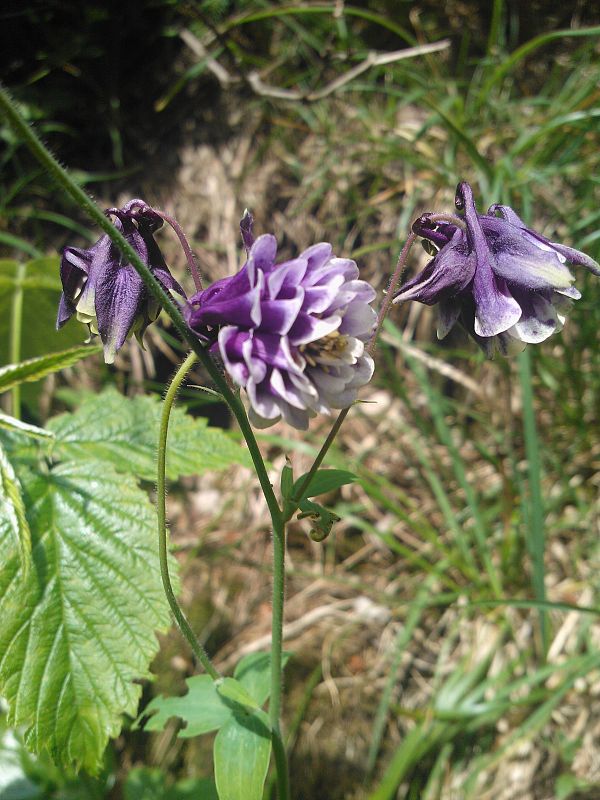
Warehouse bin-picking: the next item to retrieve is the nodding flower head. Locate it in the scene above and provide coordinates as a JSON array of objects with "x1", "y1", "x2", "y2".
[
  {"x1": 57, "y1": 199, "x2": 185, "y2": 363},
  {"x1": 185, "y1": 216, "x2": 377, "y2": 429},
  {"x1": 394, "y1": 182, "x2": 599, "y2": 356}
]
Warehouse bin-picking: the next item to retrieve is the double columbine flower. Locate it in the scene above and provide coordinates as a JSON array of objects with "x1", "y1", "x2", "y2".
[
  {"x1": 394, "y1": 182, "x2": 599, "y2": 355},
  {"x1": 57, "y1": 200, "x2": 184, "y2": 363},
  {"x1": 185, "y1": 218, "x2": 376, "y2": 429}
]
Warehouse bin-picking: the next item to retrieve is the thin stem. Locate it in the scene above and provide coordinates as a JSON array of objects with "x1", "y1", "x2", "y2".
[
  {"x1": 153, "y1": 208, "x2": 204, "y2": 292},
  {"x1": 369, "y1": 232, "x2": 417, "y2": 353},
  {"x1": 270, "y1": 513, "x2": 290, "y2": 800},
  {"x1": 9, "y1": 263, "x2": 25, "y2": 419},
  {"x1": 158, "y1": 351, "x2": 220, "y2": 679},
  {"x1": 0, "y1": 85, "x2": 281, "y2": 530}
]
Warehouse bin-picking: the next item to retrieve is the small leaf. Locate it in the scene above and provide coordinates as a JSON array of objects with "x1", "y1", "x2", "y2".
[
  {"x1": 48, "y1": 389, "x2": 251, "y2": 482},
  {"x1": 297, "y1": 499, "x2": 340, "y2": 542},
  {"x1": 280, "y1": 457, "x2": 294, "y2": 500},
  {"x1": 0, "y1": 459, "x2": 173, "y2": 772},
  {"x1": 216, "y1": 678, "x2": 261, "y2": 711},
  {"x1": 234, "y1": 652, "x2": 292, "y2": 708},
  {"x1": 0, "y1": 440, "x2": 31, "y2": 574},
  {"x1": 0, "y1": 345, "x2": 101, "y2": 395},
  {"x1": 214, "y1": 711, "x2": 271, "y2": 800},
  {"x1": 141, "y1": 675, "x2": 232, "y2": 737},
  {"x1": 0, "y1": 412, "x2": 55, "y2": 441},
  {"x1": 292, "y1": 468, "x2": 357, "y2": 500},
  {"x1": 124, "y1": 767, "x2": 219, "y2": 800}
]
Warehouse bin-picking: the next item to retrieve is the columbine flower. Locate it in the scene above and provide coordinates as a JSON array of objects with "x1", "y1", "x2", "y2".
[
  {"x1": 394, "y1": 181, "x2": 599, "y2": 356},
  {"x1": 57, "y1": 199, "x2": 184, "y2": 363},
  {"x1": 186, "y1": 218, "x2": 376, "y2": 429}
]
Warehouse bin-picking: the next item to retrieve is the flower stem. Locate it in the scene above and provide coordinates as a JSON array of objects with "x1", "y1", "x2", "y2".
[
  {"x1": 153, "y1": 208, "x2": 204, "y2": 292},
  {"x1": 158, "y1": 351, "x2": 220, "y2": 680},
  {"x1": 270, "y1": 513, "x2": 290, "y2": 800},
  {"x1": 369, "y1": 231, "x2": 417, "y2": 353}
]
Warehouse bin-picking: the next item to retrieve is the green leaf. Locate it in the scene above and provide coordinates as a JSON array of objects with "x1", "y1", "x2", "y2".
[
  {"x1": 233, "y1": 652, "x2": 292, "y2": 708},
  {"x1": 216, "y1": 678, "x2": 260, "y2": 711},
  {"x1": 279, "y1": 458, "x2": 294, "y2": 500},
  {"x1": 292, "y1": 468, "x2": 357, "y2": 500},
  {"x1": 214, "y1": 711, "x2": 271, "y2": 800},
  {"x1": 141, "y1": 651, "x2": 292, "y2": 739},
  {"x1": 0, "y1": 459, "x2": 173, "y2": 773},
  {"x1": 0, "y1": 412, "x2": 54, "y2": 441},
  {"x1": 48, "y1": 389, "x2": 251, "y2": 482},
  {"x1": 0, "y1": 346, "x2": 101, "y2": 394},
  {"x1": 0, "y1": 440, "x2": 31, "y2": 574},
  {"x1": 141, "y1": 675, "x2": 232, "y2": 737}
]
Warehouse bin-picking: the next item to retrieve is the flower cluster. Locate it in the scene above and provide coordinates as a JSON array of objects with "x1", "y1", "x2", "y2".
[
  {"x1": 57, "y1": 199, "x2": 184, "y2": 364},
  {"x1": 394, "y1": 182, "x2": 599, "y2": 356},
  {"x1": 185, "y1": 219, "x2": 376, "y2": 429}
]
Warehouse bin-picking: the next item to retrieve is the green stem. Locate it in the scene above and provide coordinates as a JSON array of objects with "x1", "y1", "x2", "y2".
[
  {"x1": 9, "y1": 263, "x2": 25, "y2": 419},
  {"x1": 269, "y1": 509, "x2": 289, "y2": 799},
  {"x1": 158, "y1": 351, "x2": 220, "y2": 679}
]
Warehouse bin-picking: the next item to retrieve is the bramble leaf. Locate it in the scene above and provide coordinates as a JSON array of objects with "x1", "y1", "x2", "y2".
[
  {"x1": 0, "y1": 440, "x2": 31, "y2": 574},
  {"x1": 0, "y1": 459, "x2": 172, "y2": 773},
  {"x1": 0, "y1": 345, "x2": 101, "y2": 394},
  {"x1": 48, "y1": 389, "x2": 251, "y2": 481}
]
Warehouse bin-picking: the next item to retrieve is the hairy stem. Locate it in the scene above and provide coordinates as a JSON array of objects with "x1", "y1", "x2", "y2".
[
  {"x1": 270, "y1": 513, "x2": 290, "y2": 800},
  {"x1": 158, "y1": 351, "x2": 220, "y2": 679}
]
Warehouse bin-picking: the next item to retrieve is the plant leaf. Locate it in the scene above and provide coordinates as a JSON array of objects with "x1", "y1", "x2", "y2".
[
  {"x1": 141, "y1": 675, "x2": 232, "y2": 737},
  {"x1": 0, "y1": 346, "x2": 101, "y2": 394},
  {"x1": 48, "y1": 389, "x2": 251, "y2": 482},
  {"x1": 0, "y1": 440, "x2": 31, "y2": 574},
  {"x1": 0, "y1": 459, "x2": 172, "y2": 773},
  {"x1": 0, "y1": 412, "x2": 55, "y2": 441},
  {"x1": 233, "y1": 652, "x2": 292, "y2": 708},
  {"x1": 123, "y1": 767, "x2": 219, "y2": 800},
  {"x1": 216, "y1": 678, "x2": 260, "y2": 711},
  {"x1": 214, "y1": 711, "x2": 271, "y2": 800},
  {"x1": 292, "y1": 468, "x2": 357, "y2": 500}
]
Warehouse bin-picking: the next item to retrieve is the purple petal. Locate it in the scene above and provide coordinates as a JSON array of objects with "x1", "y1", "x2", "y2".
[
  {"x1": 548, "y1": 242, "x2": 600, "y2": 275},
  {"x1": 95, "y1": 263, "x2": 145, "y2": 363},
  {"x1": 507, "y1": 290, "x2": 558, "y2": 344},
  {"x1": 394, "y1": 228, "x2": 475, "y2": 306},
  {"x1": 437, "y1": 299, "x2": 461, "y2": 339},
  {"x1": 249, "y1": 234, "x2": 278, "y2": 273},
  {"x1": 266, "y1": 257, "x2": 308, "y2": 298},
  {"x1": 258, "y1": 293, "x2": 305, "y2": 335},
  {"x1": 240, "y1": 210, "x2": 255, "y2": 253}
]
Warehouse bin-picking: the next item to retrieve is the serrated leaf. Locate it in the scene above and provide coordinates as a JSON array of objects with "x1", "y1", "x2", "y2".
[
  {"x1": 48, "y1": 389, "x2": 251, "y2": 482},
  {"x1": 292, "y1": 468, "x2": 357, "y2": 500},
  {"x1": 0, "y1": 460, "x2": 173, "y2": 773},
  {"x1": 0, "y1": 412, "x2": 55, "y2": 441},
  {"x1": 0, "y1": 441, "x2": 31, "y2": 574},
  {"x1": 0, "y1": 346, "x2": 101, "y2": 394},
  {"x1": 216, "y1": 678, "x2": 260, "y2": 711},
  {"x1": 233, "y1": 652, "x2": 292, "y2": 708},
  {"x1": 141, "y1": 675, "x2": 232, "y2": 737},
  {"x1": 214, "y1": 711, "x2": 271, "y2": 800}
]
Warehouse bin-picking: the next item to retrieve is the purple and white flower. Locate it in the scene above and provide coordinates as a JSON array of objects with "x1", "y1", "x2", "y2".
[
  {"x1": 57, "y1": 199, "x2": 184, "y2": 363},
  {"x1": 186, "y1": 220, "x2": 376, "y2": 429},
  {"x1": 394, "y1": 182, "x2": 599, "y2": 356}
]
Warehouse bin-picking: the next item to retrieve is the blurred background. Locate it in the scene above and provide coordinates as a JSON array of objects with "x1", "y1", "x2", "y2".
[{"x1": 1, "y1": 1, "x2": 599, "y2": 798}]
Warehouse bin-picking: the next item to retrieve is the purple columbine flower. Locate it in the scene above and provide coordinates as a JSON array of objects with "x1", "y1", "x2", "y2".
[
  {"x1": 393, "y1": 182, "x2": 600, "y2": 356},
  {"x1": 57, "y1": 199, "x2": 185, "y2": 363},
  {"x1": 186, "y1": 217, "x2": 376, "y2": 429}
]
